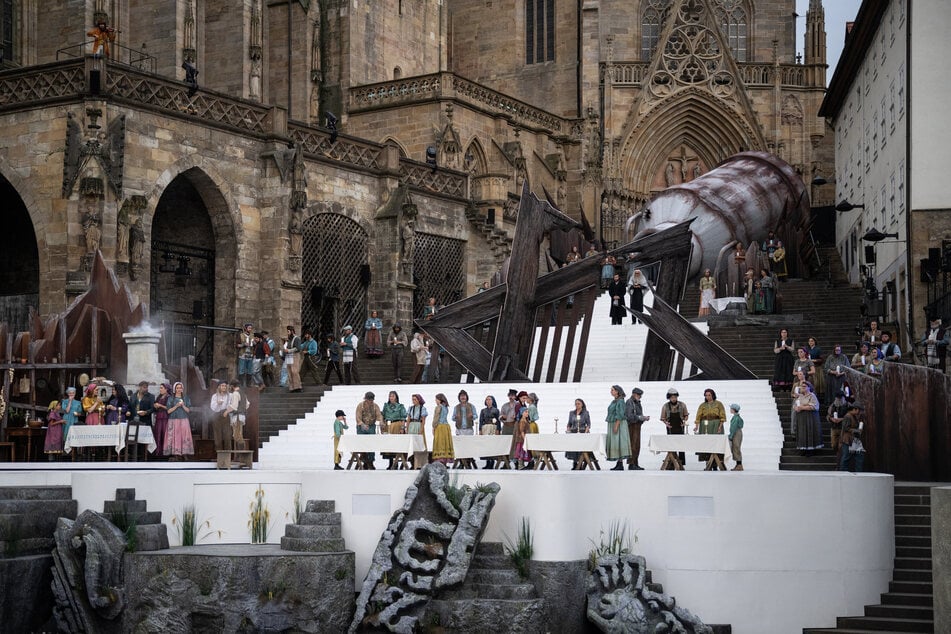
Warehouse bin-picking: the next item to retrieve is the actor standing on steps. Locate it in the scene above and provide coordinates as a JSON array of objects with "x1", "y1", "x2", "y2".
[
  {"x1": 355, "y1": 391, "x2": 382, "y2": 469},
  {"x1": 322, "y1": 333, "x2": 344, "y2": 385},
  {"x1": 283, "y1": 325, "x2": 302, "y2": 392},
  {"x1": 625, "y1": 387, "x2": 649, "y2": 470},
  {"x1": 341, "y1": 325, "x2": 361, "y2": 384},
  {"x1": 389, "y1": 323, "x2": 408, "y2": 382},
  {"x1": 728, "y1": 403, "x2": 744, "y2": 471},
  {"x1": 236, "y1": 322, "x2": 255, "y2": 386},
  {"x1": 298, "y1": 329, "x2": 320, "y2": 386}
]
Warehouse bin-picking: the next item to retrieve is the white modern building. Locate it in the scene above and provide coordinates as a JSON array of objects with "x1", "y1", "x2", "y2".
[{"x1": 819, "y1": 0, "x2": 951, "y2": 351}]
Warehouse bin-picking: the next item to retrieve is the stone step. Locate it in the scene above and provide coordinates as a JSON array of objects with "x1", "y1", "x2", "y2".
[
  {"x1": 448, "y1": 582, "x2": 537, "y2": 601},
  {"x1": 864, "y1": 604, "x2": 933, "y2": 620},
  {"x1": 893, "y1": 558, "x2": 932, "y2": 571},
  {"x1": 0, "y1": 536, "x2": 55, "y2": 556},
  {"x1": 304, "y1": 500, "x2": 335, "y2": 513},
  {"x1": 894, "y1": 504, "x2": 931, "y2": 516},
  {"x1": 895, "y1": 525, "x2": 930, "y2": 538},
  {"x1": 104, "y1": 510, "x2": 162, "y2": 526},
  {"x1": 895, "y1": 546, "x2": 932, "y2": 559},
  {"x1": 134, "y1": 523, "x2": 170, "y2": 551},
  {"x1": 835, "y1": 616, "x2": 933, "y2": 632},
  {"x1": 426, "y1": 597, "x2": 547, "y2": 634},
  {"x1": 804, "y1": 629, "x2": 917, "y2": 634},
  {"x1": 894, "y1": 515, "x2": 930, "y2": 526},
  {"x1": 284, "y1": 523, "x2": 341, "y2": 539},
  {"x1": 297, "y1": 511, "x2": 341, "y2": 526},
  {"x1": 895, "y1": 535, "x2": 931, "y2": 549},
  {"x1": 471, "y1": 554, "x2": 512, "y2": 570},
  {"x1": 279, "y1": 536, "x2": 346, "y2": 552},
  {"x1": 0, "y1": 499, "x2": 78, "y2": 517},
  {"x1": 880, "y1": 592, "x2": 934, "y2": 607},
  {"x1": 465, "y1": 568, "x2": 523, "y2": 585},
  {"x1": 104, "y1": 499, "x2": 147, "y2": 514},
  {"x1": 0, "y1": 486, "x2": 73, "y2": 501},
  {"x1": 115, "y1": 488, "x2": 137, "y2": 501},
  {"x1": 892, "y1": 569, "x2": 931, "y2": 583},
  {"x1": 476, "y1": 541, "x2": 505, "y2": 557},
  {"x1": 0, "y1": 512, "x2": 65, "y2": 538},
  {"x1": 887, "y1": 581, "x2": 932, "y2": 595}
]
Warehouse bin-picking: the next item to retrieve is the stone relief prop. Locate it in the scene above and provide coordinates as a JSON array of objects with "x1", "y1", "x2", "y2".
[
  {"x1": 349, "y1": 463, "x2": 500, "y2": 633},
  {"x1": 51, "y1": 510, "x2": 129, "y2": 633},
  {"x1": 587, "y1": 554, "x2": 713, "y2": 634},
  {"x1": 781, "y1": 94, "x2": 804, "y2": 126}
]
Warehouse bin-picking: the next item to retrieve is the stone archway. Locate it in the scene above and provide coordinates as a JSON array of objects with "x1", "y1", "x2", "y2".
[
  {"x1": 0, "y1": 174, "x2": 39, "y2": 332},
  {"x1": 301, "y1": 213, "x2": 369, "y2": 339},
  {"x1": 150, "y1": 168, "x2": 237, "y2": 380}
]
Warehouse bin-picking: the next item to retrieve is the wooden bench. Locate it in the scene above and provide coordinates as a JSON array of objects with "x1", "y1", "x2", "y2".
[{"x1": 216, "y1": 449, "x2": 253, "y2": 469}]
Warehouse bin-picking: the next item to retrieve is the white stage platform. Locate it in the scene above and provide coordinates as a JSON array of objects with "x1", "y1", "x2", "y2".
[{"x1": 0, "y1": 468, "x2": 894, "y2": 634}]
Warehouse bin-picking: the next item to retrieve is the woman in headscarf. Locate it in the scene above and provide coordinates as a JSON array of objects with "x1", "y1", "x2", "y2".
[
  {"x1": 694, "y1": 388, "x2": 727, "y2": 469},
  {"x1": 628, "y1": 269, "x2": 647, "y2": 324},
  {"x1": 82, "y1": 383, "x2": 104, "y2": 425},
  {"x1": 152, "y1": 383, "x2": 171, "y2": 458},
  {"x1": 825, "y1": 344, "x2": 851, "y2": 400},
  {"x1": 606, "y1": 385, "x2": 631, "y2": 471},
  {"x1": 163, "y1": 382, "x2": 194, "y2": 460},
  {"x1": 59, "y1": 387, "x2": 83, "y2": 445},
  {"x1": 793, "y1": 381, "x2": 822, "y2": 453},
  {"x1": 430, "y1": 393, "x2": 454, "y2": 465}
]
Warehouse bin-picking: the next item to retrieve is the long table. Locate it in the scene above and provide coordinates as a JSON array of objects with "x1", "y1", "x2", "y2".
[
  {"x1": 64, "y1": 424, "x2": 157, "y2": 457},
  {"x1": 337, "y1": 434, "x2": 427, "y2": 470},
  {"x1": 647, "y1": 434, "x2": 732, "y2": 470},
  {"x1": 451, "y1": 435, "x2": 513, "y2": 469},
  {"x1": 524, "y1": 433, "x2": 606, "y2": 470}
]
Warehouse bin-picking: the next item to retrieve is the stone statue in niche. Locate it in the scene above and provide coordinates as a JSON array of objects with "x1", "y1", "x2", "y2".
[
  {"x1": 399, "y1": 202, "x2": 418, "y2": 280},
  {"x1": 116, "y1": 200, "x2": 131, "y2": 264},
  {"x1": 288, "y1": 209, "x2": 303, "y2": 272},
  {"x1": 665, "y1": 162, "x2": 675, "y2": 186},
  {"x1": 129, "y1": 214, "x2": 145, "y2": 280},
  {"x1": 82, "y1": 204, "x2": 102, "y2": 257}
]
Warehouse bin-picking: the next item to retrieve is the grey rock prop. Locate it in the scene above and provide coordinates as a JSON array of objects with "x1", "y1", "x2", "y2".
[
  {"x1": 51, "y1": 510, "x2": 129, "y2": 633},
  {"x1": 587, "y1": 554, "x2": 713, "y2": 634},
  {"x1": 349, "y1": 462, "x2": 500, "y2": 633}
]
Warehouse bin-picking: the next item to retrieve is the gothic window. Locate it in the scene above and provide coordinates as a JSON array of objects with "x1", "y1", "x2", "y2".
[
  {"x1": 525, "y1": 0, "x2": 555, "y2": 64},
  {"x1": 715, "y1": 1, "x2": 748, "y2": 62},
  {"x1": 1, "y1": 0, "x2": 13, "y2": 65},
  {"x1": 641, "y1": 0, "x2": 670, "y2": 61}
]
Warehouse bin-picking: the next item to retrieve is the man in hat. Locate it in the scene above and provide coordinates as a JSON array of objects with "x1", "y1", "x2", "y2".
[
  {"x1": 624, "y1": 387, "x2": 650, "y2": 470},
  {"x1": 236, "y1": 322, "x2": 255, "y2": 387},
  {"x1": 659, "y1": 388, "x2": 689, "y2": 468},
  {"x1": 839, "y1": 401, "x2": 866, "y2": 472},
  {"x1": 260, "y1": 331, "x2": 277, "y2": 387},
  {"x1": 500, "y1": 389, "x2": 519, "y2": 436},
  {"x1": 298, "y1": 329, "x2": 321, "y2": 386},
  {"x1": 130, "y1": 380, "x2": 155, "y2": 427},
  {"x1": 322, "y1": 333, "x2": 343, "y2": 385},
  {"x1": 354, "y1": 391, "x2": 382, "y2": 469},
  {"x1": 341, "y1": 325, "x2": 361, "y2": 384},
  {"x1": 827, "y1": 390, "x2": 850, "y2": 456},
  {"x1": 921, "y1": 316, "x2": 949, "y2": 373}
]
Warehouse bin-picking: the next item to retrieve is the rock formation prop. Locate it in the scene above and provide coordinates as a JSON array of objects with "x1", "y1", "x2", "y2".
[
  {"x1": 51, "y1": 510, "x2": 130, "y2": 633},
  {"x1": 350, "y1": 463, "x2": 501, "y2": 633},
  {"x1": 587, "y1": 554, "x2": 713, "y2": 634}
]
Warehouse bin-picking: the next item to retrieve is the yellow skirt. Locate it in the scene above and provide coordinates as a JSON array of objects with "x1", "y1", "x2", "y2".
[{"x1": 431, "y1": 424, "x2": 454, "y2": 461}]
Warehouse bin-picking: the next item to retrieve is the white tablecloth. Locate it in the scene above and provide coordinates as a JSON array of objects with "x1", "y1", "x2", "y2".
[
  {"x1": 64, "y1": 424, "x2": 157, "y2": 454},
  {"x1": 336, "y1": 434, "x2": 426, "y2": 456},
  {"x1": 452, "y1": 435, "x2": 513, "y2": 460},
  {"x1": 647, "y1": 434, "x2": 731, "y2": 459},
  {"x1": 524, "y1": 433, "x2": 606, "y2": 454},
  {"x1": 709, "y1": 297, "x2": 747, "y2": 313}
]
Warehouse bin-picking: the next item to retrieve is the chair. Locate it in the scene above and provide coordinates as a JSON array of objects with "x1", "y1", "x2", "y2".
[{"x1": 0, "y1": 440, "x2": 15, "y2": 461}]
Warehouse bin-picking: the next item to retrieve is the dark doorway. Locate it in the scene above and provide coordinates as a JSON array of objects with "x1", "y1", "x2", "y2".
[
  {"x1": 150, "y1": 174, "x2": 218, "y2": 379},
  {"x1": 0, "y1": 175, "x2": 39, "y2": 332}
]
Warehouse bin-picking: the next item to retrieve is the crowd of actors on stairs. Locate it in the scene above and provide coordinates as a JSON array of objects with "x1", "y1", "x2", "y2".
[{"x1": 331, "y1": 386, "x2": 745, "y2": 472}]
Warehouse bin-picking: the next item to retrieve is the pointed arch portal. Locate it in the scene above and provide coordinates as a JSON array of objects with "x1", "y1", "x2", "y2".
[{"x1": 0, "y1": 174, "x2": 39, "y2": 332}]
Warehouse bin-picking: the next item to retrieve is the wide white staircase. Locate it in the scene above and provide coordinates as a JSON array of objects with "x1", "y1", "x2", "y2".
[{"x1": 258, "y1": 292, "x2": 783, "y2": 471}]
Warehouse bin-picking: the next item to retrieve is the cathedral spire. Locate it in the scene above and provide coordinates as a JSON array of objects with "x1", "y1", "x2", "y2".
[{"x1": 804, "y1": 0, "x2": 826, "y2": 73}]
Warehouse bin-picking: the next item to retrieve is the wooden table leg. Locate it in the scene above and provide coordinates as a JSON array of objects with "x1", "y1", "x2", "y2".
[{"x1": 347, "y1": 452, "x2": 362, "y2": 470}]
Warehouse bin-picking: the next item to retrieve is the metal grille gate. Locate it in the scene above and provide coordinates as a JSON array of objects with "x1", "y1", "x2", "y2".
[
  {"x1": 301, "y1": 213, "x2": 369, "y2": 338},
  {"x1": 412, "y1": 232, "x2": 467, "y2": 317}
]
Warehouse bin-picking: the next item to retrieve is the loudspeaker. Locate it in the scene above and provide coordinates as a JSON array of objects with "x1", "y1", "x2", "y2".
[
  {"x1": 864, "y1": 245, "x2": 876, "y2": 264},
  {"x1": 191, "y1": 300, "x2": 204, "y2": 320},
  {"x1": 90, "y1": 70, "x2": 101, "y2": 95},
  {"x1": 487, "y1": 208, "x2": 496, "y2": 225},
  {"x1": 359, "y1": 264, "x2": 371, "y2": 286}
]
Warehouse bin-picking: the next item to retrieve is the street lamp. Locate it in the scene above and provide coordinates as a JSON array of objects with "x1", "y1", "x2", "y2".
[
  {"x1": 862, "y1": 228, "x2": 900, "y2": 243},
  {"x1": 835, "y1": 200, "x2": 865, "y2": 212}
]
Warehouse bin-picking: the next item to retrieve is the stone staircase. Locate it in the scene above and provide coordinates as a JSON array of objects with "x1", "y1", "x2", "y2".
[
  {"x1": 465, "y1": 206, "x2": 513, "y2": 272},
  {"x1": 103, "y1": 488, "x2": 170, "y2": 551},
  {"x1": 258, "y1": 385, "x2": 328, "y2": 446},
  {"x1": 280, "y1": 500, "x2": 346, "y2": 552},
  {"x1": 0, "y1": 486, "x2": 77, "y2": 556},
  {"x1": 803, "y1": 483, "x2": 935, "y2": 634},
  {"x1": 774, "y1": 391, "x2": 839, "y2": 471},
  {"x1": 425, "y1": 541, "x2": 546, "y2": 634}
]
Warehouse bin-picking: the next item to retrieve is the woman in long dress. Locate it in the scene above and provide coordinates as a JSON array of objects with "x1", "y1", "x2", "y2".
[
  {"x1": 82, "y1": 383, "x2": 104, "y2": 425},
  {"x1": 772, "y1": 329, "x2": 795, "y2": 391},
  {"x1": 793, "y1": 348, "x2": 816, "y2": 386},
  {"x1": 406, "y1": 393, "x2": 428, "y2": 468},
  {"x1": 430, "y1": 393, "x2": 454, "y2": 465},
  {"x1": 164, "y1": 381, "x2": 194, "y2": 459},
  {"x1": 698, "y1": 269, "x2": 716, "y2": 317},
  {"x1": 806, "y1": 337, "x2": 825, "y2": 403},
  {"x1": 364, "y1": 310, "x2": 383, "y2": 357},
  {"x1": 628, "y1": 269, "x2": 646, "y2": 324},
  {"x1": 793, "y1": 382, "x2": 823, "y2": 452},
  {"x1": 59, "y1": 387, "x2": 83, "y2": 448},
  {"x1": 605, "y1": 385, "x2": 631, "y2": 471},
  {"x1": 693, "y1": 388, "x2": 727, "y2": 469},
  {"x1": 152, "y1": 383, "x2": 170, "y2": 458},
  {"x1": 825, "y1": 345, "x2": 851, "y2": 400},
  {"x1": 513, "y1": 409, "x2": 532, "y2": 469},
  {"x1": 566, "y1": 398, "x2": 591, "y2": 469},
  {"x1": 44, "y1": 399, "x2": 65, "y2": 457}
]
